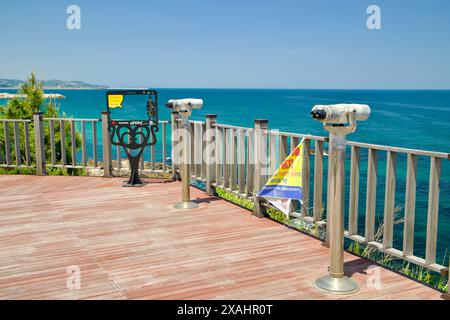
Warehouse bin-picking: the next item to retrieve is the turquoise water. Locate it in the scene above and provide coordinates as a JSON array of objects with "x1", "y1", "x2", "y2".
[{"x1": 1, "y1": 88, "x2": 449, "y2": 264}]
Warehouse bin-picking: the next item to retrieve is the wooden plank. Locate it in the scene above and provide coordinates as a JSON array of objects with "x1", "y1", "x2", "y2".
[
  {"x1": 140, "y1": 128, "x2": 144, "y2": 170},
  {"x1": 170, "y1": 113, "x2": 180, "y2": 176},
  {"x1": 215, "y1": 127, "x2": 223, "y2": 186},
  {"x1": 246, "y1": 129, "x2": 254, "y2": 198},
  {"x1": 194, "y1": 122, "x2": 202, "y2": 178},
  {"x1": 116, "y1": 145, "x2": 121, "y2": 169},
  {"x1": 348, "y1": 146, "x2": 360, "y2": 235},
  {"x1": 205, "y1": 116, "x2": 217, "y2": 195},
  {"x1": 290, "y1": 136, "x2": 299, "y2": 153},
  {"x1": 92, "y1": 121, "x2": 98, "y2": 167},
  {"x1": 60, "y1": 120, "x2": 66, "y2": 167},
  {"x1": 150, "y1": 144, "x2": 155, "y2": 170},
  {"x1": 237, "y1": 129, "x2": 246, "y2": 194},
  {"x1": 403, "y1": 154, "x2": 417, "y2": 257},
  {"x1": 101, "y1": 112, "x2": 112, "y2": 177},
  {"x1": 365, "y1": 149, "x2": 378, "y2": 242},
  {"x1": 270, "y1": 132, "x2": 277, "y2": 175},
  {"x1": 162, "y1": 122, "x2": 167, "y2": 172},
  {"x1": 383, "y1": 151, "x2": 397, "y2": 249},
  {"x1": 33, "y1": 113, "x2": 46, "y2": 175},
  {"x1": 3, "y1": 121, "x2": 11, "y2": 165},
  {"x1": 24, "y1": 122, "x2": 31, "y2": 166},
  {"x1": 230, "y1": 129, "x2": 237, "y2": 190},
  {"x1": 49, "y1": 120, "x2": 56, "y2": 166},
  {"x1": 190, "y1": 122, "x2": 195, "y2": 177},
  {"x1": 13, "y1": 122, "x2": 21, "y2": 167},
  {"x1": 201, "y1": 123, "x2": 206, "y2": 179},
  {"x1": 253, "y1": 120, "x2": 268, "y2": 217},
  {"x1": 279, "y1": 135, "x2": 288, "y2": 163},
  {"x1": 425, "y1": 157, "x2": 441, "y2": 265},
  {"x1": 313, "y1": 140, "x2": 324, "y2": 221},
  {"x1": 81, "y1": 121, "x2": 87, "y2": 167},
  {"x1": 223, "y1": 128, "x2": 231, "y2": 188},
  {"x1": 301, "y1": 139, "x2": 311, "y2": 217},
  {"x1": 70, "y1": 120, "x2": 77, "y2": 166}
]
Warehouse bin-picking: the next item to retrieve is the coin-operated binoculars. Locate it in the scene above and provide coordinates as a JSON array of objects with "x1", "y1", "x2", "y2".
[
  {"x1": 106, "y1": 89, "x2": 159, "y2": 187},
  {"x1": 166, "y1": 98, "x2": 203, "y2": 209},
  {"x1": 311, "y1": 103, "x2": 371, "y2": 294}
]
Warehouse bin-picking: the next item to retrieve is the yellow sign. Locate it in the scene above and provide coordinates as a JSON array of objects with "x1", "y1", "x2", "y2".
[{"x1": 108, "y1": 95, "x2": 124, "y2": 109}]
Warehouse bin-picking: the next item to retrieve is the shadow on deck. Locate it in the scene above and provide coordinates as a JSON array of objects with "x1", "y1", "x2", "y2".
[{"x1": 0, "y1": 175, "x2": 444, "y2": 300}]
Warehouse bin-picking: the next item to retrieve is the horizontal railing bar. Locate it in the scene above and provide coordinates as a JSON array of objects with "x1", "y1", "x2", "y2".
[
  {"x1": 344, "y1": 232, "x2": 448, "y2": 274},
  {"x1": 0, "y1": 119, "x2": 32, "y2": 123},
  {"x1": 187, "y1": 120, "x2": 205, "y2": 125},
  {"x1": 43, "y1": 118, "x2": 170, "y2": 124},
  {"x1": 0, "y1": 164, "x2": 35, "y2": 169},
  {"x1": 347, "y1": 141, "x2": 450, "y2": 159},
  {"x1": 213, "y1": 123, "x2": 250, "y2": 131},
  {"x1": 277, "y1": 131, "x2": 328, "y2": 142},
  {"x1": 44, "y1": 117, "x2": 101, "y2": 122}
]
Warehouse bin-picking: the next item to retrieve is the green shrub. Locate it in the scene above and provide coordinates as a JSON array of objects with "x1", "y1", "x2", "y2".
[{"x1": 1, "y1": 73, "x2": 82, "y2": 174}]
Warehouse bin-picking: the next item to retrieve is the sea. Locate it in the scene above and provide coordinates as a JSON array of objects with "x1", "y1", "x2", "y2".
[{"x1": 1, "y1": 88, "x2": 449, "y2": 265}]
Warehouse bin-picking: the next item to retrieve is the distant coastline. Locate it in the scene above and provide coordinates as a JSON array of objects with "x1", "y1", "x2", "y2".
[
  {"x1": 0, "y1": 78, "x2": 108, "y2": 90},
  {"x1": 0, "y1": 87, "x2": 108, "y2": 90}
]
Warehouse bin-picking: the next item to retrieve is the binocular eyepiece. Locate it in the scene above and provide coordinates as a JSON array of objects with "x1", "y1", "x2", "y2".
[
  {"x1": 311, "y1": 109, "x2": 327, "y2": 120},
  {"x1": 311, "y1": 104, "x2": 371, "y2": 124}
]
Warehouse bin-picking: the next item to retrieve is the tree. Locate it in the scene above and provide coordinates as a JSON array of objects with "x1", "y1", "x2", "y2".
[{"x1": 0, "y1": 72, "x2": 81, "y2": 174}]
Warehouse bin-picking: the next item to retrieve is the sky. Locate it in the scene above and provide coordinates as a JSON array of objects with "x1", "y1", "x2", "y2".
[{"x1": 1, "y1": 0, "x2": 450, "y2": 89}]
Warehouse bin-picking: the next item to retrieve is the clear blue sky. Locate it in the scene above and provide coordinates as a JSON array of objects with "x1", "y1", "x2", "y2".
[{"x1": 1, "y1": 0, "x2": 449, "y2": 89}]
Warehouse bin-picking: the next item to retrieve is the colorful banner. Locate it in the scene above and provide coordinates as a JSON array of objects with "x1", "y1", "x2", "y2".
[{"x1": 257, "y1": 139, "x2": 304, "y2": 215}]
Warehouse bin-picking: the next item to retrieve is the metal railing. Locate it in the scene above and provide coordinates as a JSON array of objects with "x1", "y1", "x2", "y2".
[
  {"x1": 171, "y1": 114, "x2": 449, "y2": 279},
  {"x1": 0, "y1": 112, "x2": 172, "y2": 176}
]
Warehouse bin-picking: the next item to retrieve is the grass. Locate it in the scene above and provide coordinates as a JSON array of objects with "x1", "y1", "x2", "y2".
[{"x1": 0, "y1": 166, "x2": 87, "y2": 176}]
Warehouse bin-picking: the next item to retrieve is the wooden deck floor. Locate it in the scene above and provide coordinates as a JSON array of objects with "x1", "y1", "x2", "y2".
[{"x1": 0, "y1": 175, "x2": 444, "y2": 300}]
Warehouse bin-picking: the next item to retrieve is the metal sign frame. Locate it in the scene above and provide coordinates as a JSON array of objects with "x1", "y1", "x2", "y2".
[{"x1": 106, "y1": 89, "x2": 159, "y2": 186}]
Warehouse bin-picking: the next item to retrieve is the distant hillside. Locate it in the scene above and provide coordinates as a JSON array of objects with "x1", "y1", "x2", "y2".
[{"x1": 0, "y1": 78, "x2": 108, "y2": 89}]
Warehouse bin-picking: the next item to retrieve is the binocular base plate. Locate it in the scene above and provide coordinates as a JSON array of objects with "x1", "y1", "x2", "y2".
[
  {"x1": 313, "y1": 275, "x2": 359, "y2": 295},
  {"x1": 174, "y1": 201, "x2": 199, "y2": 209},
  {"x1": 122, "y1": 183, "x2": 146, "y2": 188}
]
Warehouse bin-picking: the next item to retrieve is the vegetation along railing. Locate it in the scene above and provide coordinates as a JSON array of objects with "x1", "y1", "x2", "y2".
[{"x1": 1, "y1": 111, "x2": 449, "y2": 293}]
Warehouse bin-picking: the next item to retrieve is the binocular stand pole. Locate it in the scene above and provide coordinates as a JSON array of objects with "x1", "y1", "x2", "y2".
[
  {"x1": 174, "y1": 119, "x2": 198, "y2": 209},
  {"x1": 314, "y1": 115, "x2": 359, "y2": 295}
]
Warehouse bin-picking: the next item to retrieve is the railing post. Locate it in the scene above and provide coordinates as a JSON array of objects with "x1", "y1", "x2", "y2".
[
  {"x1": 101, "y1": 112, "x2": 112, "y2": 177},
  {"x1": 253, "y1": 119, "x2": 268, "y2": 218},
  {"x1": 171, "y1": 111, "x2": 180, "y2": 180},
  {"x1": 33, "y1": 113, "x2": 46, "y2": 176},
  {"x1": 301, "y1": 139, "x2": 311, "y2": 217},
  {"x1": 445, "y1": 259, "x2": 450, "y2": 300},
  {"x1": 205, "y1": 114, "x2": 217, "y2": 196},
  {"x1": 313, "y1": 140, "x2": 324, "y2": 221},
  {"x1": 425, "y1": 157, "x2": 441, "y2": 265}
]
